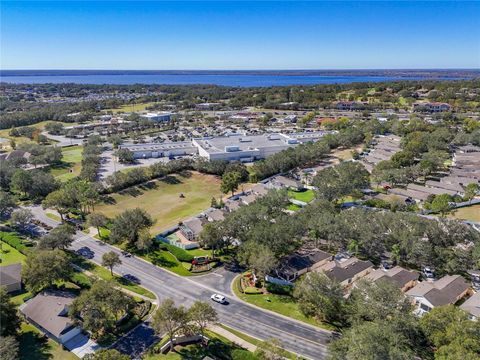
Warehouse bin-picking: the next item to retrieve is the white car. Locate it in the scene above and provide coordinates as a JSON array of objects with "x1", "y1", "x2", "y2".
[{"x1": 211, "y1": 294, "x2": 227, "y2": 304}]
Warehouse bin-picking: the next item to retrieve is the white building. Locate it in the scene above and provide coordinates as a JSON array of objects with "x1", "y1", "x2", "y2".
[
  {"x1": 119, "y1": 142, "x2": 197, "y2": 159},
  {"x1": 193, "y1": 131, "x2": 329, "y2": 162},
  {"x1": 141, "y1": 112, "x2": 173, "y2": 122}
]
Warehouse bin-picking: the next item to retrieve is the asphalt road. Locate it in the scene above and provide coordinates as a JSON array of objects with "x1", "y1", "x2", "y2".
[{"x1": 29, "y1": 206, "x2": 331, "y2": 359}]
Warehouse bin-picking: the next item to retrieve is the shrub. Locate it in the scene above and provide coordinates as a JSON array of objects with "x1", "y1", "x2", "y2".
[
  {"x1": 134, "y1": 300, "x2": 152, "y2": 319},
  {"x1": 164, "y1": 243, "x2": 194, "y2": 262},
  {"x1": 0, "y1": 231, "x2": 30, "y2": 255},
  {"x1": 266, "y1": 282, "x2": 292, "y2": 295},
  {"x1": 232, "y1": 349, "x2": 259, "y2": 360}
]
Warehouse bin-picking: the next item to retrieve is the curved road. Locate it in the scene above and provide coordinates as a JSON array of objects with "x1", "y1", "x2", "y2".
[{"x1": 29, "y1": 206, "x2": 331, "y2": 359}]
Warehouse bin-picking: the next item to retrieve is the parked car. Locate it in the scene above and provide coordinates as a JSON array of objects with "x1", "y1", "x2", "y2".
[
  {"x1": 422, "y1": 267, "x2": 435, "y2": 279},
  {"x1": 211, "y1": 294, "x2": 227, "y2": 304}
]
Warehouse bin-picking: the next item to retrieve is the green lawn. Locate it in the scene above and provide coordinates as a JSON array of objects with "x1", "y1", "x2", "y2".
[
  {"x1": 286, "y1": 203, "x2": 302, "y2": 212},
  {"x1": 49, "y1": 146, "x2": 83, "y2": 182},
  {"x1": 104, "y1": 102, "x2": 159, "y2": 113},
  {"x1": 143, "y1": 249, "x2": 192, "y2": 276},
  {"x1": 288, "y1": 189, "x2": 315, "y2": 203},
  {"x1": 0, "y1": 121, "x2": 78, "y2": 148},
  {"x1": 46, "y1": 212, "x2": 62, "y2": 222},
  {"x1": 0, "y1": 241, "x2": 26, "y2": 266},
  {"x1": 18, "y1": 323, "x2": 78, "y2": 360},
  {"x1": 144, "y1": 330, "x2": 255, "y2": 360},
  {"x1": 448, "y1": 204, "x2": 480, "y2": 222},
  {"x1": 233, "y1": 277, "x2": 336, "y2": 331},
  {"x1": 71, "y1": 254, "x2": 156, "y2": 299},
  {"x1": 217, "y1": 324, "x2": 304, "y2": 360},
  {"x1": 96, "y1": 172, "x2": 222, "y2": 234}
]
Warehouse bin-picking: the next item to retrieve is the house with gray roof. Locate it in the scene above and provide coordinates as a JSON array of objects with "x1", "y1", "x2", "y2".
[
  {"x1": 406, "y1": 275, "x2": 471, "y2": 315},
  {"x1": 0, "y1": 263, "x2": 22, "y2": 293},
  {"x1": 20, "y1": 291, "x2": 82, "y2": 344},
  {"x1": 460, "y1": 292, "x2": 480, "y2": 321},
  {"x1": 274, "y1": 249, "x2": 332, "y2": 282}
]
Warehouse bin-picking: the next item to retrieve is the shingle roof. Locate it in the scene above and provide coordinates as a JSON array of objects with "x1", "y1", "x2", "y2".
[
  {"x1": 365, "y1": 266, "x2": 418, "y2": 289},
  {"x1": 322, "y1": 257, "x2": 374, "y2": 283},
  {"x1": 20, "y1": 291, "x2": 77, "y2": 338},
  {"x1": 460, "y1": 292, "x2": 480, "y2": 318},
  {"x1": 0, "y1": 263, "x2": 22, "y2": 287},
  {"x1": 406, "y1": 275, "x2": 470, "y2": 307}
]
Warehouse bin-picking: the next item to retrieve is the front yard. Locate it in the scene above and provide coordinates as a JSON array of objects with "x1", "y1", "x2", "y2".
[
  {"x1": 233, "y1": 273, "x2": 337, "y2": 331},
  {"x1": 0, "y1": 240, "x2": 25, "y2": 265}
]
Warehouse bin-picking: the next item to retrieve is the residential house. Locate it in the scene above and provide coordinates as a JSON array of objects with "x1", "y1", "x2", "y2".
[
  {"x1": 364, "y1": 266, "x2": 419, "y2": 292},
  {"x1": 266, "y1": 175, "x2": 304, "y2": 191},
  {"x1": 20, "y1": 291, "x2": 82, "y2": 344},
  {"x1": 317, "y1": 255, "x2": 374, "y2": 287},
  {"x1": 406, "y1": 275, "x2": 471, "y2": 315},
  {"x1": 335, "y1": 101, "x2": 367, "y2": 111},
  {"x1": 205, "y1": 208, "x2": 226, "y2": 222},
  {"x1": 0, "y1": 263, "x2": 22, "y2": 293},
  {"x1": 460, "y1": 292, "x2": 480, "y2": 321},
  {"x1": 274, "y1": 249, "x2": 332, "y2": 282},
  {"x1": 179, "y1": 217, "x2": 208, "y2": 241},
  {"x1": 0, "y1": 149, "x2": 31, "y2": 162},
  {"x1": 413, "y1": 102, "x2": 451, "y2": 112}
]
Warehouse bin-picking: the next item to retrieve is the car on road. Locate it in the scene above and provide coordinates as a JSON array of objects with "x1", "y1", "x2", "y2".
[
  {"x1": 121, "y1": 251, "x2": 132, "y2": 258},
  {"x1": 211, "y1": 294, "x2": 227, "y2": 304},
  {"x1": 77, "y1": 247, "x2": 94, "y2": 259}
]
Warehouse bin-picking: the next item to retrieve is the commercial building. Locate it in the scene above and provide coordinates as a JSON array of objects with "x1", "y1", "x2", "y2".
[
  {"x1": 193, "y1": 131, "x2": 328, "y2": 162},
  {"x1": 118, "y1": 141, "x2": 197, "y2": 159},
  {"x1": 140, "y1": 112, "x2": 173, "y2": 122}
]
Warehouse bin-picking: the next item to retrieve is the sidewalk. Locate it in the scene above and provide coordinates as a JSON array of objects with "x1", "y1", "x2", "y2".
[{"x1": 209, "y1": 325, "x2": 257, "y2": 352}]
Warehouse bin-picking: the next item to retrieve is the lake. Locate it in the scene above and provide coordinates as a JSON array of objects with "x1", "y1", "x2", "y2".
[{"x1": 0, "y1": 73, "x2": 465, "y2": 87}]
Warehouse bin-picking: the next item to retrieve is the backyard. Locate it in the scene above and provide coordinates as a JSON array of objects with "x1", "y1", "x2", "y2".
[
  {"x1": 288, "y1": 189, "x2": 315, "y2": 203},
  {"x1": 96, "y1": 172, "x2": 222, "y2": 234},
  {"x1": 448, "y1": 204, "x2": 480, "y2": 222},
  {"x1": 18, "y1": 323, "x2": 78, "y2": 360},
  {"x1": 0, "y1": 240, "x2": 25, "y2": 266},
  {"x1": 49, "y1": 145, "x2": 83, "y2": 181}
]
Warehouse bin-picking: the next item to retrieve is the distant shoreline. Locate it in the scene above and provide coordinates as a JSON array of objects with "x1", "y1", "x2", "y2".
[{"x1": 2, "y1": 69, "x2": 479, "y2": 78}]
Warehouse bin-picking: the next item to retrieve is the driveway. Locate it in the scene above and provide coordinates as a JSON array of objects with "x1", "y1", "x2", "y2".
[
  {"x1": 111, "y1": 322, "x2": 159, "y2": 360},
  {"x1": 64, "y1": 333, "x2": 101, "y2": 358}
]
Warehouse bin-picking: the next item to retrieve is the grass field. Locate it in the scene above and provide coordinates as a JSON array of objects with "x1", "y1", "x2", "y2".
[
  {"x1": 286, "y1": 203, "x2": 302, "y2": 212},
  {"x1": 104, "y1": 102, "x2": 159, "y2": 113},
  {"x1": 288, "y1": 189, "x2": 315, "y2": 203},
  {"x1": 0, "y1": 121, "x2": 78, "y2": 148},
  {"x1": 18, "y1": 323, "x2": 78, "y2": 360},
  {"x1": 232, "y1": 277, "x2": 336, "y2": 331},
  {"x1": 448, "y1": 204, "x2": 480, "y2": 222},
  {"x1": 49, "y1": 145, "x2": 83, "y2": 181},
  {"x1": 96, "y1": 172, "x2": 222, "y2": 234},
  {"x1": 0, "y1": 241, "x2": 25, "y2": 266}
]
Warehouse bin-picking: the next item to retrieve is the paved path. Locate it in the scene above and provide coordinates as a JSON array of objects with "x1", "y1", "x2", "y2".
[
  {"x1": 209, "y1": 325, "x2": 257, "y2": 352},
  {"x1": 29, "y1": 205, "x2": 332, "y2": 359}
]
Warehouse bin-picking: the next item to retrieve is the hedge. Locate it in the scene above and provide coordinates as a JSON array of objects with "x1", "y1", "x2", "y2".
[
  {"x1": 0, "y1": 231, "x2": 31, "y2": 255},
  {"x1": 161, "y1": 243, "x2": 194, "y2": 262},
  {"x1": 266, "y1": 282, "x2": 292, "y2": 296}
]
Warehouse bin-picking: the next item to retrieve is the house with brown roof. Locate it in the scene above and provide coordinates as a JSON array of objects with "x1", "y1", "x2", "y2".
[
  {"x1": 20, "y1": 291, "x2": 82, "y2": 344},
  {"x1": 316, "y1": 255, "x2": 374, "y2": 287},
  {"x1": 0, "y1": 263, "x2": 22, "y2": 293},
  {"x1": 205, "y1": 208, "x2": 226, "y2": 222},
  {"x1": 266, "y1": 175, "x2": 304, "y2": 191},
  {"x1": 365, "y1": 266, "x2": 419, "y2": 292},
  {"x1": 406, "y1": 275, "x2": 471, "y2": 315}
]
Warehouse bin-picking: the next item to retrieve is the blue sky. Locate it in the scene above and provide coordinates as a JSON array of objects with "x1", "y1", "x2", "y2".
[{"x1": 1, "y1": 1, "x2": 479, "y2": 69}]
